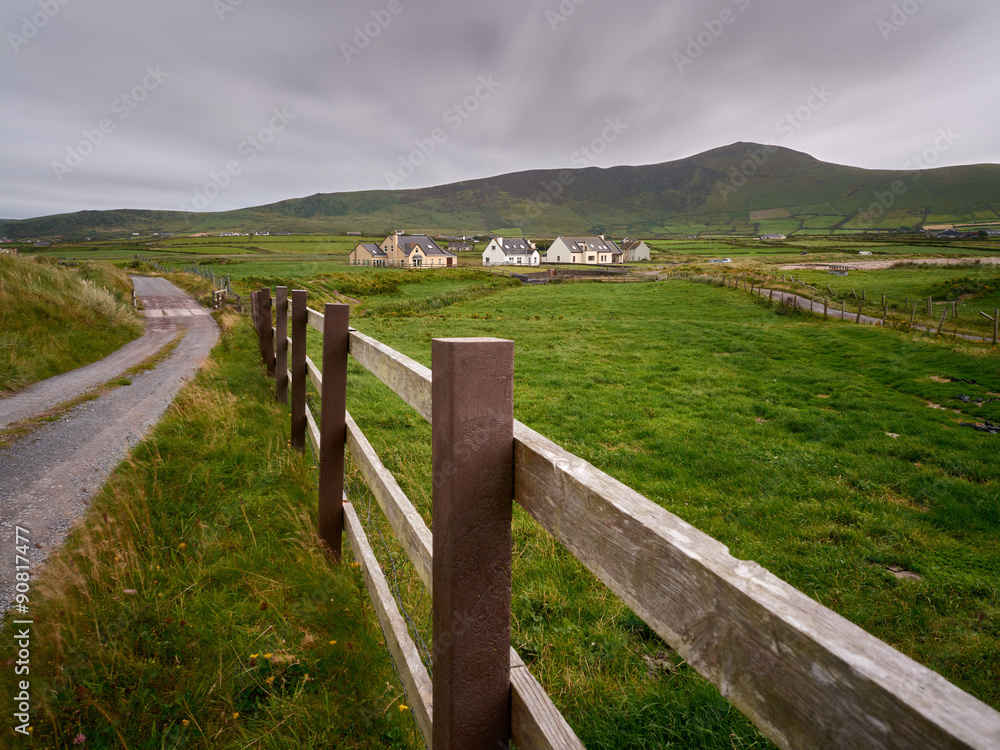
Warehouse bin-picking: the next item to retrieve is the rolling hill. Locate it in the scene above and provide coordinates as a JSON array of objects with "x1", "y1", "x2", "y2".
[{"x1": 4, "y1": 142, "x2": 1000, "y2": 240}]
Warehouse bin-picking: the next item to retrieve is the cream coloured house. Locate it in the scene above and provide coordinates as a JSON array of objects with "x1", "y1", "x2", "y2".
[{"x1": 377, "y1": 233, "x2": 457, "y2": 268}]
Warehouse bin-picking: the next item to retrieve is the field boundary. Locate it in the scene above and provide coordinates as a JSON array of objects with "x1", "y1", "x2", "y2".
[{"x1": 249, "y1": 284, "x2": 1000, "y2": 750}]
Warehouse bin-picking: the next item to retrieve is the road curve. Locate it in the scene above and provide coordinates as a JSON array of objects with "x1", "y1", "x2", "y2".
[{"x1": 0, "y1": 277, "x2": 218, "y2": 612}]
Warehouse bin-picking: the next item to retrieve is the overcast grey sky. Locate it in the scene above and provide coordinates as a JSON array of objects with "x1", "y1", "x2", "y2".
[{"x1": 1, "y1": 0, "x2": 997, "y2": 219}]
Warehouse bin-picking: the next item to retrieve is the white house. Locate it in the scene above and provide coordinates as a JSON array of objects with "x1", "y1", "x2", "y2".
[
  {"x1": 482, "y1": 238, "x2": 539, "y2": 267},
  {"x1": 542, "y1": 236, "x2": 623, "y2": 265},
  {"x1": 617, "y1": 239, "x2": 651, "y2": 262}
]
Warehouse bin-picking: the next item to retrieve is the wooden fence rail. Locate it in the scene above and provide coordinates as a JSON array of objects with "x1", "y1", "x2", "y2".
[{"x1": 251, "y1": 286, "x2": 1000, "y2": 750}]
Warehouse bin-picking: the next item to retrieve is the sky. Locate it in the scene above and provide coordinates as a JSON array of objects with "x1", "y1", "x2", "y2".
[{"x1": 2, "y1": 0, "x2": 998, "y2": 220}]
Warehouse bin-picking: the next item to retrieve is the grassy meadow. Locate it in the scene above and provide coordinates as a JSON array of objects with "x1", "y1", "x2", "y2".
[
  {"x1": 6, "y1": 237, "x2": 999, "y2": 748},
  {"x1": 0, "y1": 254, "x2": 143, "y2": 393},
  {"x1": 319, "y1": 278, "x2": 998, "y2": 748}
]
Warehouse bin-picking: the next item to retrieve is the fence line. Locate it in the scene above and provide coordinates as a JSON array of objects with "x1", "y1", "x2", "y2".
[{"x1": 250, "y1": 285, "x2": 1000, "y2": 750}]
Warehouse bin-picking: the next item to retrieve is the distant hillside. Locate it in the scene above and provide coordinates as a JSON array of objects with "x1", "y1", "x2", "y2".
[{"x1": 5, "y1": 143, "x2": 1000, "y2": 240}]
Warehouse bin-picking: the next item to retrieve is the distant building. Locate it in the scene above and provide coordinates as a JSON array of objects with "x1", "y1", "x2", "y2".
[
  {"x1": 760, "y1": 233, "x2": 787, "y2": 241},
  {"x1": 377, "y1": 233, "x2": 457, "y2": 268},
  {"x1": 449, "y1": 241, "x2": 474, "y2": 253},
  {"x1": 349, "y1": 243, "x2": 389, "y2": 267},
  {"x1": 542, "y1": 236, "x2": 623, "y2": 265},
  {"x1": 346, "y1": 231, "x2": 362, "y2": 236},
  {"x1": 482, "y1": 238, "x2": 539, "y2": 267},
  {"x1": 617, "y1": 239, "x2": 651, "y2": 262}
]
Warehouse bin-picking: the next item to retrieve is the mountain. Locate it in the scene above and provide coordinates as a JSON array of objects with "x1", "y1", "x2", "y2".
[{"x1": 4, "y1": 143, "x2": 1000, "y2": 240}]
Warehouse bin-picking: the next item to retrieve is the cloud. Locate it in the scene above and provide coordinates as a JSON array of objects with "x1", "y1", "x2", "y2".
[{"x1": 1, "y1": 0, "x2": 998, "y2": 219}]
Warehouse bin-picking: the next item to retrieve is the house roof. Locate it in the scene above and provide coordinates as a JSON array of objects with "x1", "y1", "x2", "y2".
[
  {"x1": 490, "y1": 238, "x2": 536, "y2": 256},
  {"x1": 393, "y1": 235, "x2": 456, "y2": 257},
  {"x1": 618, "y1": 240, "x2": 646, "y2": 253},
  {"x1": 559, "y1": 236, "x2": 622, "y2": 256},
  {"x1": 355, "y1": 243, "x2": 388, "y2": 258}
]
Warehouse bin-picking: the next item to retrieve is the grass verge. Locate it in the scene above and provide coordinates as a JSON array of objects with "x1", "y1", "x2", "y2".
[
  {"x1": 1, "y1": 313, "x2": 420, "y2": 749},
  {"x1": 0, "y1": 256, "x2": 143, "y2": 394}
]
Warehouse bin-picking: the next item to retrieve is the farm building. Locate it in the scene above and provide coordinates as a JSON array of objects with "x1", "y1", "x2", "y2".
[
  {"x1": 617, "y1": 239, "x2": 651, "y2": 262},
  {"x1": 760, "y1": 233, "x2": 788, "y2": 240},
  {"x1": 542, "y1": 236, "x2": 623, "y2": 265},
  {"x1": 377, "y1": 233, "x2": 457, "y2": 268},
  {"x1": 349, "y1": 243, "x2": 389, "y2": 267},
  {"x1": 482, "y1": 238, "x2": 539, "y2": 266}
]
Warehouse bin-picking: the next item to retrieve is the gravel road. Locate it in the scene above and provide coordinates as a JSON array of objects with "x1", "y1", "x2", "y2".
[{"x1": 0, "y1": 277, "x2": 219, "y2": 612}]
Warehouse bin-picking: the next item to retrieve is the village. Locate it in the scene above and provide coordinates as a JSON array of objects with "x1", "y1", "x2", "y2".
[{"x1": 347, "y1": 230, "x2": 653, "y2": 268}]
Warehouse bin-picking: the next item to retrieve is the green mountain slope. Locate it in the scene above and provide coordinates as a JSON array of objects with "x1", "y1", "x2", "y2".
[{"x1": 5, "y1": 143, "x2": 1000, "y2": 239}]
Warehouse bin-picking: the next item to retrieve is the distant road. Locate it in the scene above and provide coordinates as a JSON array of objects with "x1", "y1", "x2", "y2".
[
  {"x1": 0, "y1": 277, "x2": 218, "y2": 612},
  {"x1": 778, "y1": 256, "x2": 1000, "y2": 271}
]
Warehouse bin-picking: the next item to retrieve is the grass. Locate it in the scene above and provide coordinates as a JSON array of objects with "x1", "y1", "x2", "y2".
[
  {"x1": 0, "y1": 255, "x2": 143, "y2": 394},
  {"x1": 316, "y1": 278, "x2": 998, "y2": 747},
  {"x1": 0, "y1": 312, "x2": 421, "y2": 749}
]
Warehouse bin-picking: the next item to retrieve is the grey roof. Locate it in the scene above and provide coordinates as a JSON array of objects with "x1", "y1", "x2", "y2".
[
  {"x1": 493, "y1": 238, "x2": 535, "y2": 256},
  {"x1": 396, "y1": 235, "x2": 456, "y2": 257},
  {"x1": 560, "y1": 236, "x2": 622, "y2": 256},
  {"x1": 356, "y1": 242, "x2": 388, "y2": 258}
]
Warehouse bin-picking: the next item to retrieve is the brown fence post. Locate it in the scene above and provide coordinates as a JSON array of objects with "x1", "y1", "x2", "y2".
[
  {"x1": 290, "y1": 290, "x2": 308, "y2": 453},
  {"x1": 257, "y1": 287, "x2": 275, "y2": 377},
  {"x1": 431, "y1": 337, "x2": 515, "y2": 750},
  {"x1": 318, "y1": 304, "x2": 349, "y2": 561},
  {"x1": 250, "y1": 290, "x2": 258, "y2": 330},
  {"x1": 275, "y1": 286, "x2": 289, "y2": 404}
]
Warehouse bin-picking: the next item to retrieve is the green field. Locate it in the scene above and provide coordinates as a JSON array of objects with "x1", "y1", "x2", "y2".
[{"x1": 7, "y1": 241, "x2": 1000, "y2": 748}]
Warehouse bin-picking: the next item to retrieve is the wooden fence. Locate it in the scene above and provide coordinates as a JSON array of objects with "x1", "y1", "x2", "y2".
[{"x1": 249, "y1": 285, "x2": 1000, "y2": 750}]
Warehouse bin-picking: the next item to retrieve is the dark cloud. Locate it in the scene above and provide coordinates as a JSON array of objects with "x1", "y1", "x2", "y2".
[{"x1": 1, "y1": 0, "x2": 997, "y2": 219}]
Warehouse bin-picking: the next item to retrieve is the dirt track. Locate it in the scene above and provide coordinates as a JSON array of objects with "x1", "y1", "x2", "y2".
[
  {"x1": 0, "y1": 277, "x2": 218, "y2": 612},
  {"x1": 779, "y1": 256, "x2": 1000, "y2": 271}
]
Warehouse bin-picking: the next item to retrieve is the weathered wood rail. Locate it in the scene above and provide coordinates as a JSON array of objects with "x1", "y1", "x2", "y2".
[{"x1": 250, "y1": 285, "x2": 1000, "y2": 750}]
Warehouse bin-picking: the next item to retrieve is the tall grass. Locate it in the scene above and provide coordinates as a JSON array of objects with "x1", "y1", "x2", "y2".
[
  {"x1": 0, "y1": 313, "x2": 420, "y2": 749},
  {"x1": 0, "y1": 255, "x2": 143, "y2": 393}
]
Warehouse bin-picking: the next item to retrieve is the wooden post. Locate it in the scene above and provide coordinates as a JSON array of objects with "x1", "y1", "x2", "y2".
[
  {"x1": 275, "y1": 287, "x2": 289, "y2": 404},
  {"x1": 881, "y1": 294, "x2": 885, "y2": 307},
  {"x1": 927, "y1": 296, "x2": 933, "y2": 316},
  {"x1": 823, "y1": 298, "x2": 828, "y2": 320},
  {"x1": 257, "y1": 287, "x2": 275, "y2": 377},
  {"x1": 851, "y1": 288, "x2": 857, "y2": 300},
  {"x1": 862, "y1": 289, "x2": 867, "y2": 303},
  {"x1": 250, "y1": 290, "x2": 258, "y2": 329},
  {"x1": 290, "y1": 290, "x2": 308, "y2": 453},
  {"x1": 841, "y1": 300, "x2": 846, "y2": 318},
  {"x1": 937, "y1": 311, "x2": 947, "y2": 335},
  {"x1": 856, "y1": 300, "x2": 864, "y2": 323},
  {"x1": 318, "y1": 304, "x2": 350, "y2": 561},
  {"x1": 953, "y1": 300, "x2": 959, "y2": 319},
  {"x1": 910, "y1": 302, "x2": 916, "y2": 326},
  {"x1": 996, "y1": 310, "x2": 999, "y2": 345},
  {"x1": 882, "y1": 306, "x2": 888, "y2": 326},
  {"x1": 769, "y1": 288, "x2": 774, "y2": 302},
  {"x1": 432, "y1": 337, "x2": 515, "y2": 750}
]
